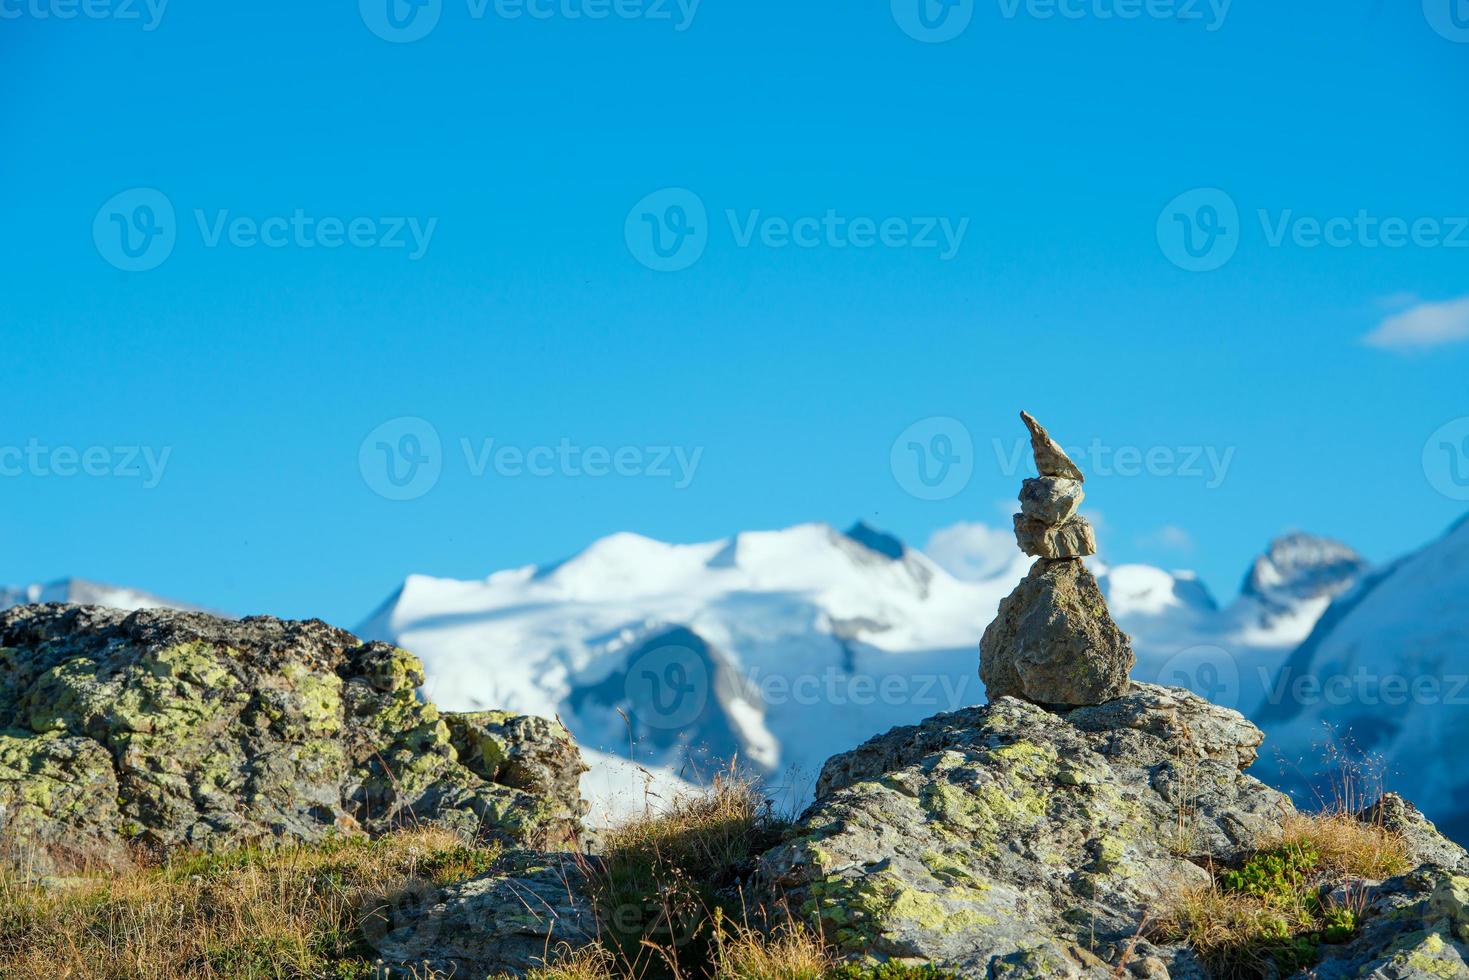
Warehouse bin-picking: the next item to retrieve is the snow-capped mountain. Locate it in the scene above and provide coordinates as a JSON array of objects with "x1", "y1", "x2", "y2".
[
  {"x1": 0, "y1": 578, "x2": 200, "y2": 613},
  {"x1": 1108, "y1": 533, "x2": 1369, "y2": 715},
  {"x1": 1256, "y1": 515, "x2": 1469, "y2": 843},
  {"x1": 359, "y1": 522, "x2": 1026, "y2": 807},
  {"x1": 1239, "y1": 532, "x2": 1370, "y2": 627},
  {"x1": 359, "y1": 521, "x2": 1356, "y2": 814}
]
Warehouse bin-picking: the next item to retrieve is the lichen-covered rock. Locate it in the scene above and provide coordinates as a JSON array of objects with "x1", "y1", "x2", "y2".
[
  {"x1": 443, "y1": 710, "x2": 588, "y2": 829},
  {"x1": 1358, "y1": 793, "x2": 1469, "y2": 874},
  {"x1": 759, "y1": 683, "x2": 1469, "y2": 978},
  {"x1": 980, "y1": 559, "x2": 1134, "y2": 706},
  {"x1": 759, "y1": 685, "x2": 1285, "y2": 977},
  {"x1": 0, "y1": 605, "x2": 586, "y2": 872},
  {"x1": 1313, "y1": 868, "x2": 1469, "y2": 978},
  {"x1": 370, "y1": 850, "x2": 598, "y2": 978}
]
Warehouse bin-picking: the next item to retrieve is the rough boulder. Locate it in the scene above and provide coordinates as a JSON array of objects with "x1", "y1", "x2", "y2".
[{"x1": 0, "y1": 604, "x2": 586, "y2": 872}]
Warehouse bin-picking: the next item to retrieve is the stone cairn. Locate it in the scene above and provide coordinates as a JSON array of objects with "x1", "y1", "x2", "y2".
[{"x1": 979, "y1": 411, "x2": 1135, "y2": 707}]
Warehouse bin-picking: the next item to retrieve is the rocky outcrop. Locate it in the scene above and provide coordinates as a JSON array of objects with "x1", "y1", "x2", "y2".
[
  {"x1": 368, "y1": 850, "x2": 598, "y2": 977},
  {"x1": 0, "y1": 605, "x2": 585, "y2": 872},
  {"x1": 757, "y1": 682, "x2": 1469, "y2": 979},
  {"x1": 759, "y1": 683, "x2": 1285, "y2": 978}
]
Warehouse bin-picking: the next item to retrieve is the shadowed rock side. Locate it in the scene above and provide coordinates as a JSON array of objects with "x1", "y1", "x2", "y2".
[
  {"x1": 756, "y1": 682, "x2": 1469, "y2": 979},
  {"x1": 0, "y1": 605, "x2": 585, "y2": 873},
  {"x1": 980, "y1": 558, "x2": 1135, "y2": 706}
]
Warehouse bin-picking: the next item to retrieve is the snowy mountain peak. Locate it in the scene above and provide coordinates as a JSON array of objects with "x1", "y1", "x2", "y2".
[
  {"x1": 844, "y1": 521, "x2": 907, "y2": 560},
  {"x1": 1241, "y1": 532, "x2": 1369, "y2": 613},
  {"x1": 0, "y1": 578, "x2": 200, "y2": 613}
]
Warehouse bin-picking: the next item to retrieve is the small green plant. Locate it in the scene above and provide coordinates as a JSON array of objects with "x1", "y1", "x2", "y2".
[
  {"x1": 1156, "y1": 808, "x2": 1405, "y2": 978},
  {"x1": 1219, "y1": 842, "x2": 1319, "y2": 905},
  {"x1": 1321, "y1": 907, "x2": 1358, "y2": 945}
]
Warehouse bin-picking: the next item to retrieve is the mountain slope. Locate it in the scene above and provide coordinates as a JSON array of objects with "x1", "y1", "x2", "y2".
[{"x1": 1257, "y1": 514, "x2": 1469, "y2": 841}]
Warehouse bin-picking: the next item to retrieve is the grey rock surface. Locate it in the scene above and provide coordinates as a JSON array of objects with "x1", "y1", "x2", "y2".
[
  {"x1": 1020, "y1": 476, "x2": 1086, "y2": 525},
  {"x1": 1021, "y1": 410, "x2": 1085, "y2": 481},
  {"x1": 759, "y1": 684, "x2": 1469, "y2": 979},
  {"x1": 980, "y1": 558, "x2": 1134, "y2": 706},
  {"x1": 380, "y1": 850, "x2": 599, "y2": 978},
  {"x1": 0, "y1": 605, "x2": 585, "y2": 873},
  {"x1": 759, "y1": 686, "x2": 1285, "y2": 977},
  {"x1": 1014, "y1": 513, "x2": 1098, "y2": 558}
]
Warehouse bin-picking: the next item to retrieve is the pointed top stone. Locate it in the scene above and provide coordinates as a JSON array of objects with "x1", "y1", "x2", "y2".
[{"x1": 1020, "y1": 411, "x2": 1084, "y2": 482}]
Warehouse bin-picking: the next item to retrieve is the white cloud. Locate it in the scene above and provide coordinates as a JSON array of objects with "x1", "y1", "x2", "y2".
[
  {"x1": 1138, "y1": 524, "x2": 1194, "y2": 552},
  {"x1": 924, "y1": 522, "x2": 1018, "y2": 582},
  {"x1": 1363, "y1": 296, "x2": 1469, "y2": 351}
]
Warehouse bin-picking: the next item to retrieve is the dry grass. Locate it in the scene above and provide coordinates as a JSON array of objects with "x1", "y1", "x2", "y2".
[
  {"x1": 588, "y1": 769, "x2": 787, "y2": 969},
  {"x1": 709, "y1": 919, "x2": 831, "y2": 980},
  {"x1": 1264, "y1": 810, "x2": 1410, "y2": 881},
  {"x1": 0, "y1": 770, "x2": 952, "y2": 980},
  {"x1": 1154, "y1": 805, "x2": 1410, "y2": 979},
  {"x1": 0, "y1": 828, "x2": 498, "y2": 980}
]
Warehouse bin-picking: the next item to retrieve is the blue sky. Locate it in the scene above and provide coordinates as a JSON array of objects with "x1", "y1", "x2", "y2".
[{"x1": 2, "y1": 0, "x2": 1467, "y2": 626}]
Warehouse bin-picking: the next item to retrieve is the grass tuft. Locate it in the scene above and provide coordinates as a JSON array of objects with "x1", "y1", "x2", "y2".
[{"x1": 0, "y1": 828, "x2": 497, "y2": 979}]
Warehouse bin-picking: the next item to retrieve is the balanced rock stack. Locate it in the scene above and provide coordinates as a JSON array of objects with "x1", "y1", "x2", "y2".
[{"x1": 980, "y1": 411, "x2": 1135, "y2": 707}]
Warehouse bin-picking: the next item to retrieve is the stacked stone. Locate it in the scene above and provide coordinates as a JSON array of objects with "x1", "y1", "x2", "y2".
[
  {"x1": 980, "y1": 411, "x2": 1134, "y2": 708},
  {"x1": 1012, "y1": 411, "x2": 1096, "y2": 559}
]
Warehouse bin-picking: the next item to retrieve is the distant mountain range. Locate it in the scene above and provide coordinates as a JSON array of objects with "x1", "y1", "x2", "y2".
[
  {"x1": 13, "y1": 517, "x2": 1466, "y2": 843},
  {"x1": 354, "y1": 520, "x2": 1371, "y2": 816},
  {"x1": 1257, "y1": 514, "x2": 1469, "y2": 843},
  {"x1": 0, "y1": 578, "x2": 203, "y2": 613}
]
